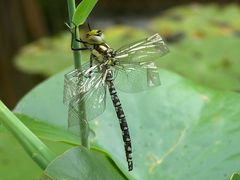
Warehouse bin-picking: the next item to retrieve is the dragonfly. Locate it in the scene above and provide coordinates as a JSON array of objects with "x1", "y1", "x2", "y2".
[{"x1": 63, "y1": 24, "x2": 169, "y2": 171}]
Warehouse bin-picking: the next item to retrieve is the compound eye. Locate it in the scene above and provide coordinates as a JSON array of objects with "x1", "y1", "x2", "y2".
[{"x1": 97, "y1": 30, "x2": 102, "y2": 36}]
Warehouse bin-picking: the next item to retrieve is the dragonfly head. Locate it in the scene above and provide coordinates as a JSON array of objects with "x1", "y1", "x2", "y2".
[{"x1": 85, "y1": 29, "x2": 105, "y2": 45}]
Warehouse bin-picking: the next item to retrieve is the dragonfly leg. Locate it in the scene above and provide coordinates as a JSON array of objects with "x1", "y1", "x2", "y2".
[
  {"x1": 87, "y1": 54, "x2": 94, "y2": 78},
  {"x1": 73, "y1": 25, "x2": 88, "y2": 44},
  {"x1": 71, "y1": 46, "x2": 90, "y2": 51},
  {"x1": 71, "y1": 33, "x2": 91, "y2": 51},
  {"x1": 66, "y1": 22, "x2": 88, "y2": 44},
  {"x1": 67, "y1": 24, "x2": 90, "y2": 51}
]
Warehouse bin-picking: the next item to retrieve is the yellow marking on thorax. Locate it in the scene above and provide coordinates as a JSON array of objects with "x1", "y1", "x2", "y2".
[
  {"x1": 91, "y1": 44, "x2": 111, "y2": 63},
  {"x1": 99, "y1": 45, "x2": 108, "y2": 51}
]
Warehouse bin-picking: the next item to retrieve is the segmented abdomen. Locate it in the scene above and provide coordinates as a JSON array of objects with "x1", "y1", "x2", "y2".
[{"x1": 106, "y1": 71, "x2": 133, "y2": 171}]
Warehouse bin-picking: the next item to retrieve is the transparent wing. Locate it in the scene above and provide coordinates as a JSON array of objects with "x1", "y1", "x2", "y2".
[
  {"x1": 68, "y1": 72, "x2": 107, "y2": 126},
  {"x1": 63, "y1": 62, "x2": 100, "y2": 105},
  {"x1": 114, "y1": 61, "x2": 161, "y2": 93},
  {"x1": 115, "y1": 33, "x2": 169, "y2": 63},
  {"x1": 64, "y1": 61, "x2": 107, "y2": 136}
]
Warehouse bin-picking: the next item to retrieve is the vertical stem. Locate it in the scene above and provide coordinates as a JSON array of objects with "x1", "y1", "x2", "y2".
[
  {"x1": 67, "y1": 0, "x2": 89, "y2": 148},
  {"x1": 67, "y1": 0, "x2": 81, "y2": 69}
]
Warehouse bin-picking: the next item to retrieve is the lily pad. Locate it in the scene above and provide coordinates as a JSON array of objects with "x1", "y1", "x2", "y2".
[
  {"x1": 150, "y1": 4, "x2": 240, "y2": 38},
  {"x1": 14, "y1": 33, "x2": 73, "y2": 76},
  {"x1": 0, "y1": 123, "x2": 74, "y2": 180},
  {"x1": 15, "y1": 68, "x2": 240, "y2": 179},
  {"x1": 41, "y1": 147, "x2": 127, "y2": 180},
  {"x1": 150, "y1": 4, "x2": 240, "y2": 91},
  {"x1": 158, "y1": 36, "x2": 240, "y2": 91}
]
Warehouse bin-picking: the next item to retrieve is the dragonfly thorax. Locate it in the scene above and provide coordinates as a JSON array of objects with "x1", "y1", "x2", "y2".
[
  {"x1": 83, "y1": 29, "x2": 117, "y2": 65},
  {"x1": 91, "y1": 43, "x2": 116, "y2": 65}
]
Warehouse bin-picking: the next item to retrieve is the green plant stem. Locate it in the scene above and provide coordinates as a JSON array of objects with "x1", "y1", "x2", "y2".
[
  {"x1": 67, "y1": 0, "x2": 89, "y2": 148},
  {"x1": 67, "y1": 0, "x2": 81, "y2": 69},
  {"x1": 0, "y1": 101, "x2": 56, "y2": 169}
]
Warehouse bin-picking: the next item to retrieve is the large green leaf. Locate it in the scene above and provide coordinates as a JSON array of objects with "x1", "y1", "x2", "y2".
[
  {"x1": 14, "y1": 33, "x2": 71, "y2": 76},
  {"x1": 16, "y1": 113, "x2": 80, "y2": 145},
  {"x1": 0, "y1": 124, "x2": 74, "y2": 180},
  {"x1": 15, "y1": 68, "x2": 240, "y2": 179},
  {"x1": 14, "y1": 33, "x2": 85, "y2": 77},
  {"x1": 41, "y1": 147, "x2": 127, "y2": 180},
  {"x1": 0, "y1": 126, "x2": 41, "y2": 180},
  {"x1": 7, "y1": 110, "x2": 126, "y2": 179}
]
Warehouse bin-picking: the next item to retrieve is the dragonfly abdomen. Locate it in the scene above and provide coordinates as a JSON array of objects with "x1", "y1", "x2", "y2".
[{"x1": 106, "y1": 71, "x2": 133, "y2": 171}]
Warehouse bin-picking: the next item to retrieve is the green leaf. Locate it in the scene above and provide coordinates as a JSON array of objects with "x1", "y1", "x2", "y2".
[
  {"x1": 0, "y1": 126, "x2": 42, "y2": 179},
  {"x1": 15, "y1": 69, "x2": 240, "y2": 179},
  {"x1": 150, "y1": 4, "x2": 240, "y2": 92},
  {"x1": 158, "y1": 36, "x2": 240, "y2": 91},
  {"x1": 14, "y1": 33, "x2": 90, "y2": 77},
  {"x1": 0, "y1": 101, "x2": 56, "y2": 170},
  {"x1": 73, "y1": 0, "x2": 98, "y2": 26},
  {"x1": 231, "y1": 173, "x2": 240, "y2": 180},
  {"x1": 41, "y1": 147, "x2": 127, "y2": 180},
  {"x1": 0, "y1": 123, "x2": 72, "y2": 180},
  {"x1": 14, "y1": 33, "x2": 72, "y2": 76},
  {"x1": 16, "y1": 113, "x2": 80, "y2": 146},
  {"x1": 150, "y1": 4, "x2": 240, "y2": 38}
]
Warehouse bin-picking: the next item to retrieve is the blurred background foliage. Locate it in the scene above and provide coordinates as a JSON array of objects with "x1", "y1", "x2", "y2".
[
  {"x1": 0, "y1": 0, "x2": 239, "y2": 109},
  {"x1": 14, "y1": 4, "x2": 240, "y2": 92}
]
